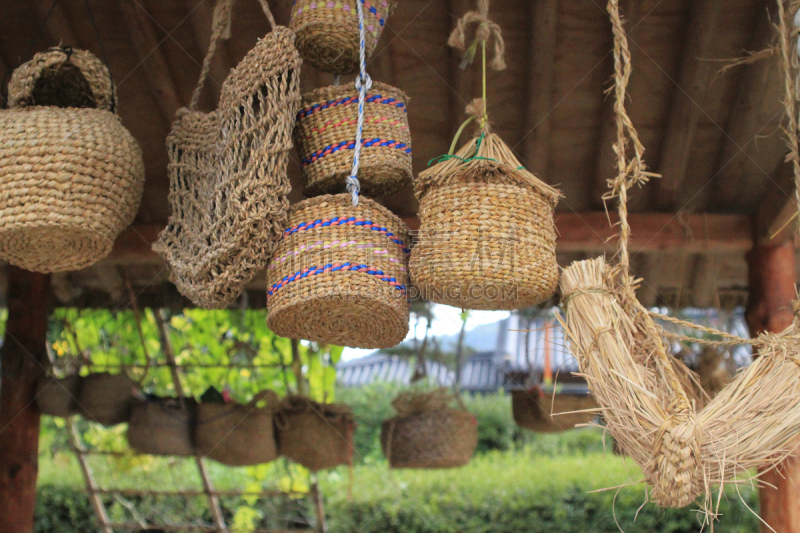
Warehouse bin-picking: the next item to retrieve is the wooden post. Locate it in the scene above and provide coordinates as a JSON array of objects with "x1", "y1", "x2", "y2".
[
  {"x1": 745, "y1": 240, "x2": 799, "y2": 533},
  {"x1": 0, "y1": 267, "x2": 51, "y2": 533}
]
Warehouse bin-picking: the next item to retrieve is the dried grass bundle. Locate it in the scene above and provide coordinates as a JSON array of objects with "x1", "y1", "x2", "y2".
[{"x1": 560, "y1": 257, "x2": 800, "y2": 515}]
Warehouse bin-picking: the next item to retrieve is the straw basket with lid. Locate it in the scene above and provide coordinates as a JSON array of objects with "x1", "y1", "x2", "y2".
[
  {"x1": 0, "y1": 47, "x2": 145, "y2": 273},
  {"x1": 275, "y1": 395, "x2": 356, "y2": 471},
  {"x1": 153, "y1": 0, "x2": 301, "y2": 309},
  {"x1": 409, "y1": 3, "x2": 561, "y2": 311},
  {"x1": 268, "y1": 5, "x2": 411, "y2": 349},
  {"x1": 289, "y1": 0, "x2": 394, "y2": 74},
  {"x1": 380, "y1": 389, "x2": 478, "y2": 469},
  {"x1": 294, "y1": 81, "x2": 412, "y2": 197}
]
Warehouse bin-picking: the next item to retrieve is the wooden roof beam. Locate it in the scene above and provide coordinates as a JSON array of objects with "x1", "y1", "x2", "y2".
[
  {"x1": 653, "y1": 0, "x2": 723, "y2": 210},
  {"x1": 121, "y1": 0, "x2": 182, "y2": 124},
  {"x1": 523, "y1": 0, "x2": 558, "y2": 180}
]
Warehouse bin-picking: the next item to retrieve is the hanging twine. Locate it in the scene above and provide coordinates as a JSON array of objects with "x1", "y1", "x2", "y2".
[
  {"x1": 345, "y1": 0, "x2": 373, "y2": 207},
  {"x1": 447, "y1": 0, "x2": 506, "y2": 71}
]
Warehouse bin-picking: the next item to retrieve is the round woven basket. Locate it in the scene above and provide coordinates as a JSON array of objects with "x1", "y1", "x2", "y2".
[
  {"x1": 289, "y1": 0, "x2": 393, "y2": 74},
  {"x1": 410, "y1": 133, "x2": 561, "y2": 310},
  {"x1": 294, "y1": 82, "x2": 412, "y2": 198},
  {"x1": 35, "y1": 375, "x2": 82, "y2": 418},
  {"x1": 195, "y1": 391, "x2": 279, "y2": 466},
  {"x1": 511, "y1": 388, "x2": 598, "y2": 433},
  {"x1": 275, "y1": 395, "x2": 356, "y2": 471},
  {"x1": 127, "y1": 397, "x2": 195, "y2": 457},
  {"x1": 0, "y1": 48, "x2": 144, "y2": 273},
  {"x1": 267, "y1": 194, "x2": 411, "y2": 349},
  {"x1": 380, "y1": 409, "x2": 478, "y2": 468},
  {"x1": 79, "y1": 372, "x2": 135, "y2": 426}
]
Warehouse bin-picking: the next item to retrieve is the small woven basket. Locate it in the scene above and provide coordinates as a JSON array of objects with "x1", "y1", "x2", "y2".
[
  {"x1": 0, "y1": 47, "x2": 144, "y2": 273},
  {"x1": 289, "y1": 0, "x2": 394, "y2": 74},
  {"x1": 511, "y1": 388, "x2": 598, "y2": 433},
  {"x1": 79, "y1": 372, "x2": 136, "y2": 426},
  {"x1": 35, "y1": 375, "x2": 82, "y2": 418},
  {"x1": 153, "y1": 3, "x2": 301, "y2": 309},
  {"x1": 294, "y1": 82, "x2": 412, "y2": 197},
  {"x1": 275, "y1": 395, "x2": 356, "y2": 471},
  {"x1": 411, "y1": 133, "x2": 561, "y2": 310},
  {"x1": 127, "y1": 397, "x2": 195, "y2": 457},
  {"x1": 195, "y1": 391, "x2": 279, "y2": 466},
  {"x1": 380, "y1": 390, "x2": 478, "y2": 469},
  {"x1": 267, "y1": 194, "x2": 410, "y2": 349}
]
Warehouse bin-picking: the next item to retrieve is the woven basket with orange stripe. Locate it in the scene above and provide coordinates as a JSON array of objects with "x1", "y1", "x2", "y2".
[{"x1": 294, "y1": 82, "x2": 412, "y2": 198}]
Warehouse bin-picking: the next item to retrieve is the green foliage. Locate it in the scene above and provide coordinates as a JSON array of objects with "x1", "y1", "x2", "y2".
[{"x1": 34, "y1": 485, "x2": 97, "y2": 532}]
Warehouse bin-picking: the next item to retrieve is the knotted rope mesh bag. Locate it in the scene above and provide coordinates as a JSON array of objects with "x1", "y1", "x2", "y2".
[
  {"x1": 127, "y1": 396, "x2": 196, "y2": 457},
  {"x1": 410, "y1": 4, "x2": 561, "y2": 310},
  {"x1": 559, "y1": 0, "x2": 800, "y2": 517},
  {"x1": 268, "y1": 6, "x2": 411, "y2": 349},
  {"x1": 289, "y1": 0, "x2": 394, "y2": 74},
  {"x1": 0, "y1": 47, "x2": 145, "y2": 273},
  {"x1": 153, "y1": 0, "x2": 301, "y2": 309},
  {"x1": 294, "y1": 81, "x2": 412, "y2": 197},
  {"x1": 380, "y1": 388, "x2": 478, "y2": 469}
]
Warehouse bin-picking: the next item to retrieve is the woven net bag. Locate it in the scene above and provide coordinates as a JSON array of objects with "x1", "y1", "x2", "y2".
[
  {"x1": 294, "y1": 82, "x2": 412, "y2": 197},
  {"x1": 0, "y1": 47, "x2": 144, "y2": 273},
  {"x1": 153, "y1": 0, "x2": 301, "y2": 309},
  {"x1": 127, "y1": 397, "x2": 195, "y2": 457},
  {"x1": 410, "y1": 133, "x2": 561, "y2": 310},
  {"x1": 195, "y1": 390, "x2": 279, "y2": 466},
  {"x1": 79, "y1": 372, "x2": 136, "y2": 426},
  {"x1": 380, "y1": 389, "x2": 478, "y2": 469},
  {"x1": 289, "y1": 0, "x2": 394, "y2": 74},
  {"x1": 275, "y1": 395, "x2": 356, "y2": 471},
  {"x1": 511, "y1": 387, "x2": 598, "y2": 433},
  {"x1": 267, "y1": 194, "x2": 411, "y2": 348}
]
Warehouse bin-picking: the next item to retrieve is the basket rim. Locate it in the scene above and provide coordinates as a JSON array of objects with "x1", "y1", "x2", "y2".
[
  {"x1": 286, "y1": 193, "x2": 410, "y2": 236},
  {"x1": 301, "y1": 81, "x2": 409, "y2": 107}
]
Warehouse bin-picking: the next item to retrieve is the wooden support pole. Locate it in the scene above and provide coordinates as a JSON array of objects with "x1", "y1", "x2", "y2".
[
  {"x1": 0, "y1": 267, "x2": 51, "y2": 533},
  {"x1": 745, "y1": 240, "x2": 799, "y2": 533}
]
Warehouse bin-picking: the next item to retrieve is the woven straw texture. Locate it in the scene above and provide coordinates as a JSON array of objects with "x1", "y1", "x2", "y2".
[
  {"x1": 511, "y1": 388, "x2": 598, "y2": 433},
  {"x1": 79, "y1": 372, "x2": 135, "y2": 427},
  {"x1": 35, "y1": 375, "x2": 82, "y2": 418},
  {"x1": 289, "y1": 0, "x2": 393, "y2": 74},
  {"x1": 411, "y1": 133, "x2": 561, "y2": 310},
  {"x1": 380, "y1": 389, "x2": 478, "y2": 469},
  {"x1": 195, "y1": 391, "x2": 279, "y2": 466},
  {"x1": 267, "y1": 194, "x2": 411, "y2": 348},
  {"x1": 294, "y1": 82, "x2": 412, "y2": 197},
  {"x1": 275, "y1": 395, "x2": 355, "y2": 471},
  {"x1": 127, "y1": 397, "x2": 195, "y2": 457},
  {"x1": 0, "y1": 48, "x2": 144, "y2": 273},
  {"x1": 153, "y1": 25, "x2": 301, "y2": 309}
]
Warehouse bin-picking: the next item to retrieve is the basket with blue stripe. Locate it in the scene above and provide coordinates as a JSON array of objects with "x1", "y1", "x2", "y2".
[
  {"x1": 267, "y1": 194, "x2": 411, "y2": 348},
  {"x1": 294, "y1": 82, "x2": 412, "y2": 198}
]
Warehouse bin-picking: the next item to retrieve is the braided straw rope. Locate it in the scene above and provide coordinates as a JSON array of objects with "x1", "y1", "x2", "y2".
[
  {"x1": 559, "y1": 0, "x2": 800, "y2": 516},
  {"x1": 153, "y1": 0, "x2": 301, "y2": 309},
  {"x1": 294, "y1": 82, "x2": 412, "y2": 198},
  {"x1": 0, "y1": 47, "x2": 144, "y2": 273},
  {"x1": 289, "y1": 0, "x2": 394, "y2": 74},
  {"x1": 266, "y1": 194, "x2": 411, "y2": 349}
]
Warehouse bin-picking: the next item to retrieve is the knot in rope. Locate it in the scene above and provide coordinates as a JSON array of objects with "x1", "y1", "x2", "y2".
[
  {"x1": 465, "y1": 98, "x2": 490, "y2": 134},
  {"x1": 447, "y1": 0, "x2": 506, "y2": 70}
]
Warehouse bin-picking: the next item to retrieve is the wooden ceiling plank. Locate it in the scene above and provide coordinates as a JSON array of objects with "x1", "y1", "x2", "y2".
[
  {"x1": 634, "y1": 253, "x2": 662, "y2": 308},
  {"x1": 36, "y1": 2, "x2": 79, "y2": 48},
  {"x1": 184, "y1": 0, "x2": 229, "y2": 104},
  {"x1": 692, "y1": 254, "x2": 719, "y2": 308},
  {"x1": 654, "y1": 0, "x2": 722, "y2": 210},
  {"x1": 448, "y1": 0, "x2": 475, "y2": 140},
  {"x1": 523, "y1": 0, "x2": 558, "y2": 181},
  {"x1": 121, "y1": 0, "x2": 182, "y2": 124}
]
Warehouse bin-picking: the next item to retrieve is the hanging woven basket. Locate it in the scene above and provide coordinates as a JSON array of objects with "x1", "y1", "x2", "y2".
[
  {"x1": 267, "y1": 194, "x2": 411, "y2": 349},
  {"x1": 511, "y1": 387, "x2": 598, "y2": 433},
  {"x1": 79, "y1": 372, "x2": 136, "y2": 426},
  {"x1": 35, "y1": 375, "x2": 82, "y2": 418},
  {"x1": 410, "y1": 133, "x2": 561, "y2": 310},
  {"x1": 380, "y1": 389, "x2": 478, "y2": 469},
  {"x1": 195, "y1": 390, "x2": 279, "y2": 466},
  {"x1": 275, "y1": 395, "x2": 356, "y2": 471},
  {"x1": 0, "y1": 47, "x2": 144, "y2": 273},
  {"x1": 289, "y1": 0, "x2": 394, "y2": 74},
  {"x1": 153, "y1": 2, "x2": 301, "y2": 309},
  {"x1": 294, "y1": 82, "x2": 412, "y2": 197},
  {"x1": 127, "y1": 396, "x2": 195, "y2": 457}
]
